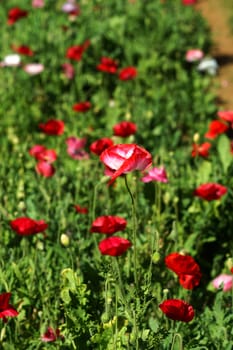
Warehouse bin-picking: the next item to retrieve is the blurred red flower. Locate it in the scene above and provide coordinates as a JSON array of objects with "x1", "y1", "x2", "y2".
[
  {"x1": 7, "y1": 7, "x2": 28, "y2": 25},
  {"x1": 66, "y1": 137, "x2": 89, "y2": 160},
  {"x1": 29, "y1": 145, "x2": 47, "y2": 160},
  {"x1": 159, "y1": 299, "x2": 194, "y2": 322},
  {"x1": 182, "y1": 0, "x2": 197, "y2": 5},
  {"x1": 11, "y1": 45, "x2": 34, "y2": 56},
  {"x1": 72, "y1": 101, "x2": 91, "y2": 112},
  {"x1": 90, "y1": 137, "x2": 114, "y2": 156},
  {"x1": 0, "y1": 293, "x2": 19, "y2": 323},
  {"x1": 66, "y1": 41, "x2": 90, "y2": 61},
  {"x1": 97, "y1": 57, "x2": 118, "y2": 74},
  {"x1": 165, "y1": 252, "x2": 201, "y2": 289},
  {"x1": 39, "y1": 119, "x2": 64, "y2": 135},
  {"x1": 113, "y1": 121, "x2": 137, "y2": 137},
  {"x1": 41, "y1": 327, "x2": 62, "y2": 342},
  {"x1": 90, "y1": 216, "x2": 127, "y2": 234},
  {"x1": 191, "y1": 142, "x2": 211, "y2": 158},
  {"x1": 36, "y1": 161, "x2": 56, "y2": 177},
  {"x1": 74, "y1": 205, "x2": 88, "y2": 214},
  {"x1": 194, "y1": 183, "x2": 227, "y2": 201},
  {"x1": 218, "y1": 110, "x2": 233, "y2": 127},
  {"x1": 205, "y1": 120, "x2": 228, "y2": 139},
  {"x1": 10, "y1": 217, "x2": 48, "y2": 236},
  {"x1": 100, "y1": 144, "x2": 152, "y2": 184},
  {"x1": 98, "y1": 236, "x2": 132, "y2": 256},
  {"x1": 118, "y1": 66, "x2": 137, "y2": 81}
]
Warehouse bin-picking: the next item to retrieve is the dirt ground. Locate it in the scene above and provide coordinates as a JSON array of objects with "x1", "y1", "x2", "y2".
[{"x1": 196, "y1": 0, "x2": 233, "y2": 109}]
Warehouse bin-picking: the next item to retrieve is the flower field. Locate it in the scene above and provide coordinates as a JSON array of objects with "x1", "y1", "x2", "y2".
[{"x1": 0, "y1": 1, "x2": 232, "y2": 349}]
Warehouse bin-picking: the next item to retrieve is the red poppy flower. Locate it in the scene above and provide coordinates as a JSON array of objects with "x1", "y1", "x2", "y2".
[
  {"x1": 11, "y1": 45, "x2": 34, "y2": 56},
  {"x1": 10, "y1": 217, "x2": 48, "y2": 236},
  {"x1": 37, "y1": 149, "x2": 57, "y2": 163},
  {"x1": 29, "y1": 145, "x2": 47, "y2": 160},
  {"x1": 72, "y1": 101, "x2": 91, "y2": 112},
  {"x1": 113, "y1": 121, "x2": 137, "y2": 137},
  {"x1": 41, "y1": 327, "x2": 62, "y2": 342},
  {"x1": 36, "y1": 161, "x2": 56, "y2": 177},
  {"x1": 205, "y1": 120, "x2": 228, "y2": 139},
  {"x1": 74, "y1": 205, "x2": 88, "y2": 214},
  {"x1": 182, "y1": 0, "x2": 197, "y2": 4},
  {"x1": 118, "y1": 67, "x2": 137, "y2": 81},
  {"x1": 0, "y1": 293, "x2": 19, "y2": 322},
  {"x1": 231, "y1": 267, "x2": 233, "y2": 274},
  {"x1": 90, "y1": 138, "x2": 114, "y2": 156},
  {"x1": 90, "y1": 216, "x2": 127, "y2": 234},
  {"x1": 66, "y1": 40, "x2": 90, "y2": 61},
  {"x1": 191, "y1": 142, "x2": 211, "y2": 158},
  {"x1": 159, "y1": 299, "x2": 194, "y2": 322},
  {"x1": 165, "y1": 253, "x2": 201, "y2": 289},
  {"x1": 98, "y1": 236, "x2": 132, "y2": 256},
  {"x1": 194, "y1": 183, "x2": 227, "y2": 201},
  {"x1": 7, "y1": 7, "x2": 28, "y2": 25},
  {"x1": 100, "y1": 144, "x2": 152, "y2": 184},
  {"x1": 39, "y1": 119, "x2": 65, "y2": 135},
  {"x1": 97, "y1": 57, "x2": 118, "y2": 74},
  {"x1": 218, "y1": 110, "x2": 233, "y2": 128}
]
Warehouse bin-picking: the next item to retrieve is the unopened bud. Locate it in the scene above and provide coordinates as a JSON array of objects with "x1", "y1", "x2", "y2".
[{"x1": 60, "y1": 234, "x2": 70, "y2": 247}]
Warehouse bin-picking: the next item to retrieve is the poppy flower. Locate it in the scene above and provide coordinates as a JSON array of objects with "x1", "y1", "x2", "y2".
[
  {"x1": 141, "y1": 166, "x2": 168, "y2": 183},
  {"x1": 100, "y1": 144, "x2": 152, "y2": 184},
  {"x1": 7, "y1": 7, "x2": 28, "y2": 25},
  {"x1": 29, "y1": 145, "x2": 47, "y2": 160},
  {"x1": 66, "y1": 137, "x2": 89, "y2": 160},
  {"x1": 10, "y1": 217, "x2": 48, "y2": 236},
  {"x1": 39, "y1": 119, "x2": 65, "y2": 135},
  {"x1": 61, "y1": 63, "x2": 75, "y2": 79},
  {"x1": 90, "y1": 216, "x2": 127, "y2": 234},
  {"x1": 2, "y1": 54, "x2": 21, "y2": 67},
  {"x1": 11, "y1": 45, "x2": 34, "y2": 56},
  {"x1": 23, "y1": 63, "x2": 44, "y2": 75},
  {"x1": 32, "y1": 0, "x2": 45, "y2": 7},
  {"x1": 72, "y1": 101, "x2": 91, "y2": 112},
  {"x1": 0, "y1": 293, "x2": 19, "y2": 322},
  {"x1": 197, "y1": 58, "x2": 219, "y2": 75},
  {"x1": 118, "y1": 66, "x2": 137, "y2": 81},
  {"x1": 90, "y1": 137, "x2": 114, "y2": 156},
  {"x1": 159, "y1": 299, "x2": 194, "y2": 322},
  {"x1": 74, "y1": 205, "x2": 88, "y2": 214},
  {"x1": 66, "y1": 41, "x2": 90, "y2": 61},
  {"x1": 191, "y1": 142, "x2": 211, "y2": 158},
  {"x1": 205, "y1": 120, "x2": 228, "y2": 139},
  {"x1": 231, "y1": 267, "x2": 233, "y2": 274},
  {"x1": 113, "y1": 121, "x2": 137, "y2": 137},
  {"x1": 41, "y1": 327, "x2": 62, "y2": 342},
  {"x1": 194, "y1": 183, "x2": 227, "y2": 201},
  {"x1": 165, "y1": 253, "x2": 201, "y2": 289},
  {"x1": 98, "y1": 236, "x2": 132, "y2": 256},
  {"x1": 97, "y1": 57, "x2": 118, "y2": 74},
  {"x1": 182, "y1": 0, "x2": 197, "y2": 5},
  {"x1": 218, "y1": 110, "x2": 233, "y2": 127},
  {"x1": 36, "y1": 161, "x2": 56, "y2": 177},
  {"x1": 212, "y1": 274, "x2": 233, "y2": 292},
  {"x1": 37, "y1": 149, "x2": 57, "y2": 163},
  {"x1": 185, "y1": 49, "x2": 204, "y2": 62},
  {"x1": 62, "y1": 2, "x2": 80, "y2": 16}
]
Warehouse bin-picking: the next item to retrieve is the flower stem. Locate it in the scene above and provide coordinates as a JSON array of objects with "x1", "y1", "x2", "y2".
[{"x1": 124, "y1": 175, "x2": 138, "y2": 290}]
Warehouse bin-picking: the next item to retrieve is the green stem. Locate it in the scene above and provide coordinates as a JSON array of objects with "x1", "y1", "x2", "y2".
[
  {"x1": 124, "y1": 175, "x2": 138, "y2": 290},
  {"x1": 171, "y1": 333, "x2": 183, "y2": 350}
]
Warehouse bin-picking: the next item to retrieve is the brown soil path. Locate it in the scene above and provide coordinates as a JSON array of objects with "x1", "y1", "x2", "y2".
[{"x1": 195, "y1": 0, "x2": 233, "y2": 109}]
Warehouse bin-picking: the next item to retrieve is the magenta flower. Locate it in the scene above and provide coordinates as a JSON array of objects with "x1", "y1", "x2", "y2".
[
  {"x1": 66, "y1": 136, "x2": 89, "y2": 160},
  {"x1": 141, "y1": 166, "x2": 168, "y2": 183},
  {"x1": 212, "y1": 274, "x2": 233, "y2": 292}
]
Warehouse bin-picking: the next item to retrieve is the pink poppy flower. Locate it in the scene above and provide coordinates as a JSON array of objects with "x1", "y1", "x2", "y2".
[
  {"x1": 218, "y1": 110, "x2": 233, "y2": 127},
  {"x1": 141, "y1": 166, "x2": 168, "y2": 183},
  {"x1": 36, "y1": 161, "x2": 56, "y2": 177},
  {"x1": 61, "y1": 63, "x2": 75, "y2": 79},
  {"x1": 29, "y1": 145, "x2": 47, "y2": 160},
  {"x1": 212, "y1": 274, "x2": 233, "y2": 292},
  {"x1": 0, "y1": 293, "x2": 19, "y2": 323},
  {"x1": 185, "y1": 49, "x2": 204, "y2": 62},
  {"x1": 182, "y1": 0, "x2": 197, "y2": 5},
  {"x1": 23, "y1": 63, "x2": 44, "y2": 75},
  {"x1": 98, "y1": 236, "x2": 132, "y2": 256},
  {"x1": 32, "y1": 0, "x2": 45, "y2": 8},
  {"x1": 100, "y1": 144, "x2": 152, "y2": 184},
  {"x1": 37, "y1": 149, "x2": 57, "y2": 163},
  {"x1": 66, "y1": 137, "x2": 89, "y2": 160},
  {"x1": 41, "y1": 327, "x2": 62, "y2": 342}
]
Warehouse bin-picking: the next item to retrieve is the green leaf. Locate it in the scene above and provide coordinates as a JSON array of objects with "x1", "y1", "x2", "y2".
[{"x1": 217, "y1": 134, "x2": 232, "y2": 173}]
